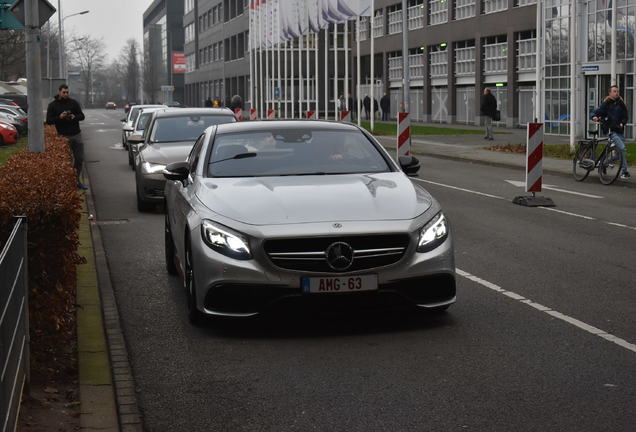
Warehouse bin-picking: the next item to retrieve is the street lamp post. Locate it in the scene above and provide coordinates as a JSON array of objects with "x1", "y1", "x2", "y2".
[{"x1": 60, "y1": 9, "x2": 89, "y2": 83}]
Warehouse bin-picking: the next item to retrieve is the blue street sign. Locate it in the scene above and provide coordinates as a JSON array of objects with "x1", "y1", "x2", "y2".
[
  {"x1": 582, "y1": 65, "x2": 600, "y2": 72},
  {"x1": 0, "y1": 0, "x2": 25, "y2": 30}
]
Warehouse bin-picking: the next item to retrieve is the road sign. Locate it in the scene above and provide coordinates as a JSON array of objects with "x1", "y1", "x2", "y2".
[
  {"x1": 9, "y1": 0, "x2": 56, "y2": 28},
  {"x1": 68, "y1": 71, "x2": 81, "y2": 78},
  {"x1": 172, "y1": 52, "x2": 186, "y2": 74},
  {"x1": 0, "y1": 0, "x2": 24, "y2": 29}
]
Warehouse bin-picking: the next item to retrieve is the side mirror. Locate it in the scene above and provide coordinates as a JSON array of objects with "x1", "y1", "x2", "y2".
[
  {"x1": 399, "y1": 155, "x2": 420, "y2": 177},
  {"x1": 127, "y1": 134, "x2": 145, "y2": 144},
  {"x1": 123, "y1": 125, "x2": 134, "y2": 132},
  {"x1": 163, "y1": 161, "x2": 190, "y2": 181}
]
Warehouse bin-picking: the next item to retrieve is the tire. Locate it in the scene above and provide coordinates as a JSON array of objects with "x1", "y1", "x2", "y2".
[
  {"x1": 598, "y1": 146, "x2": 623, "y2": 185},
  {"x1": 184, "y1": 241, "x2": 206, "y2": 326},
  {"x1": 572, "y1": 143, "x2": 593, "y2": 182},
  {"x1": 0, "y1": 134, "x2": 4, "y2": 146},
  {"x1": 128, "y1": 146, "x2": 134, "y2": 168},
  {"x1": 164, "y1": 212, "x2": 178, "y2": 275},
  {"x1": 136, "y1": 186, "x2": 153, "y2": 212}
]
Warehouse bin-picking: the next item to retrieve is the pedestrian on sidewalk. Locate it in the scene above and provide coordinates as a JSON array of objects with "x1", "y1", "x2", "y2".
[
  {"x1": 380, "y1": 93, "x2": 390, "y2": 121},
  {"x1": 592, "y1": 85, "x2": 631, "y2": 179},
  {"x1": 363, "y1": 95, "x2": 371, "y2": 120},
  {"x1": 46, "y1": 84, "x2": 87, "y2": 189},
  {"x1": 480, "y1": 87, "x2": 497, "y2": 141}
]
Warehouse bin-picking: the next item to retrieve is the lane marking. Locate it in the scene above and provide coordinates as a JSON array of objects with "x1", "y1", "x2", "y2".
[
  {"x1": 456, "y1": 268, "x2": 636, "y2": 355},
  {"x1": 505, "y1": 179, "x2": 604, "y2": 199},
  {"x1": 412, "y1": 178, "x2": 505, "y2": 200},
  {"x1": 538, "y1": 207, "x2": 596, "y2": 220},
  {"x1": 417, "y1": 178, "x2": 636, "y2": 232}
]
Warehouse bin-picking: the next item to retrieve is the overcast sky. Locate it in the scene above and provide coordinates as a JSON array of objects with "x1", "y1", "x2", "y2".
[{"x1": 50, "y1": 0, "x2": 155, "y2": 63}]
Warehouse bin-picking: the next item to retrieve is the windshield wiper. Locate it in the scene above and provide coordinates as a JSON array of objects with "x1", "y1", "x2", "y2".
[
  {"x1": 210, "y1": 152, "x2": 257, "y2": 164},
  {"x1": 277, "y1": 172, "x2": 328, "y2": 176}
]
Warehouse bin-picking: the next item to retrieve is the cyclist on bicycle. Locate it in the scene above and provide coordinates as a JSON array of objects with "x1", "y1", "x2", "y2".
[{"x1": 591, "y1": 85, "x2": 630, "y2": 180}]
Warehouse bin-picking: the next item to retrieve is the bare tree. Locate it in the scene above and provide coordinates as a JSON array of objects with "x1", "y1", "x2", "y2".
[
  {"x1": 0, "y1": 30, "x2": 26, "y2": 81},
  {"x1": 118, "y1": 39, "x2": 140, "y2": 102},
  {"x1": 69, "y1": 35, "x2": 106, "y2": 107}
]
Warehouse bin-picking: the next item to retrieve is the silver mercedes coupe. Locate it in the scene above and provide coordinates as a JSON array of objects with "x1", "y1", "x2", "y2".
[{"x1": 163, "y1": 120, "x2": 455, "y2": 324}]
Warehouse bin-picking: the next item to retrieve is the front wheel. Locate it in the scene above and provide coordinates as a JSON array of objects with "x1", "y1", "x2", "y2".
[
  {"x1": 164, "y1": 212, "x2": 178, "y2": 275},
  {"x1": 572, "y1": 143, "x2": 593, "y2": 182},
  {"x1": 598, "y1": 146, "x2": 623, "y2": 185}
]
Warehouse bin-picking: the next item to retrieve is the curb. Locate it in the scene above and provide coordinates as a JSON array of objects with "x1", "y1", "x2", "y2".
[{"x1": 79, "y1": 180, "x2": 144, "y2": 431}]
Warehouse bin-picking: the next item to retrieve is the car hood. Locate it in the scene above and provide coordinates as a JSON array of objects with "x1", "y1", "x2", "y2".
[
  {"x1": 196, "y1": 173, "x2": 432, "y2": 225},
  {"x1": 140, "y1": 141, "x2": 195, "y2": 165}
]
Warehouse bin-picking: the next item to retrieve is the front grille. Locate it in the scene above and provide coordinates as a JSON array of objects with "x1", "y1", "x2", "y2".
[{"x1": 264, "y1": 234, "x2": 410, "y2": 273}]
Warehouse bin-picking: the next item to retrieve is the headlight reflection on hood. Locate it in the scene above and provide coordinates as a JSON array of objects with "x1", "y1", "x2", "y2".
[
  {"x1": 201, "y1": 220, "x2": 252, "y2": 260},
  {"x1": 417, "y1": 212, "x2": 448, "y2": 253}
]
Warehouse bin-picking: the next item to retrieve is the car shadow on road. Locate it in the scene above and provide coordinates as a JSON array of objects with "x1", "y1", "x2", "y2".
[{"x1": 194, "y1": 307, "x2": 456, "y2": 340}]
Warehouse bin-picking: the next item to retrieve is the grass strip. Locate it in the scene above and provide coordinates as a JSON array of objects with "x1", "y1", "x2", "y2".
[
  {"x1": 0, "y1": 136, "x2": 27, "y2": 166},
  {"x1": 484, "y1": 142, "x2": 636, "y2": 163}
]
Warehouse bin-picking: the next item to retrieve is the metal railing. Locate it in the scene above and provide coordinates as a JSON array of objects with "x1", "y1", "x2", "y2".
[{"x1": 0, "y1": 216, "x2": 29, "y2": 432}]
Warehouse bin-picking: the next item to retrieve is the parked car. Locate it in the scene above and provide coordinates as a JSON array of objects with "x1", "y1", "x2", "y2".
[
  {"x1": 127, "y1": 106, "x2": 164, "y2": 168},
  {"x1": 0, "y1": 93, "x2": 28, "y2": 112},
  {"x1": 163, "y1": 120, "x2": 456, "y2": 324},
  {"x1": 0, "y1": 108, "x2": 27, "y2": 136},
  {"x1": 121, "y1": 104, "x2": 166, "y2": 149},
  {"x1": 132, "y1": 108, "x2": 236, "y2": 211},
  {"x1": 0, "y1": 98, "x2": 21, "y2": 109},
  {"x1": 0, "y1": 121, "x2": 18, "y2": 145},
  {"x1": 105, "y1": 101, "x2": 117, "y2": 110}
]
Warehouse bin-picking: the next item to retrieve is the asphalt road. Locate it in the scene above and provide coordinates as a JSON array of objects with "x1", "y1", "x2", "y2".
[{"x1": 82, "y1": 109, "x2": 636, "y2": 432}]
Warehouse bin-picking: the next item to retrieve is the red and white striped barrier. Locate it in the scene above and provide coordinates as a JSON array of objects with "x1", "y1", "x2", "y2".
[
  {"x1": 306, "y1": 110, "x2": 317, "y2": 120},
  {"x1": 397, "y1": 112, "x2": 411, "y2": 158},
  {"x1": 340, "y1": 110, "x2": 351, "y2": 123},
  {"x1": 234, "y1": 108, "x2": 243, "y2": 121},
  {"x1": 525, "y1": 123, "x2": 544, "y2": 192},
  {"x1": 249, "y1": 108, "x2": 258, "y2": 121},
  {"x1": 267, "y1": 109, "x2": 276, "y2": 120}
]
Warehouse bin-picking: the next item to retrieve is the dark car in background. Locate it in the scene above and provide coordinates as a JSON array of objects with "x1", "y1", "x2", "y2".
[
  {"x1": 105, "y1": 102, "x2": 117, "y2": 110},
  {"x1": 0, "y1": 98, "x2": 21, "y2": 109},
  {"x1": 0, "y1": 93, "x2": 28, "y2": 112},
  {"x1": 130, "y1": 108, "x2": 235, "y2": 211}
]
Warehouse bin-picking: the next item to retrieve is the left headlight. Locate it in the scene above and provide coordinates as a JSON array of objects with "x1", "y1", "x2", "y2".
[
  {"x1": 417, "y1": 212, "x2": 449, "y2": 253},
  {"x1": 141, "y1": 162, "x2": 166, "y2": 174},
  {"x1": 201, "y1": 220, "x2": 252, "y2": 260}
]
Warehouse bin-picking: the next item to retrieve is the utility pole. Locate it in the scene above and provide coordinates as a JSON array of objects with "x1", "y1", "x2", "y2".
[
  {"x1": 401, "y1": 0, "x2": 409, "y2": 113},
  {"x1": 25, "y1": 0, "x2": 45, "y2": 153}
]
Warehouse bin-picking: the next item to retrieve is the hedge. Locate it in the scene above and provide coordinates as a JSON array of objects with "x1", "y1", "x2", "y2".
[{"x1": 0, "y1": 126, "x2": 84, "y2": 372}]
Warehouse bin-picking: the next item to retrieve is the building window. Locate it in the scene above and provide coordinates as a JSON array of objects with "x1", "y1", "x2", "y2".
[
  {"x1": 483, "y1": 35, "x2": 507, "y2": 74},
  {"x1": 455, "y1": 0, "x2": 476, "y2": 20},
  {"x1": 430, "y1": 45, "x2": 448, "y2": 77},
  {"x1": 185, "y1": 23, "x2": 195, "y2": 44},
  {"x1": 387, "y1": 5, "x2": 403, "y2": 35},
  {"x1": 388, "y1": 52, "x2": 402, "y2": 81},
  {"x1": 482, "y1": 0, "x2": 508, "y2": 14},
  {"x1": 185, "y1": 0, "x2": 194, "y2": 14},
  {"x1": 516, "y1": 30, "x2": 536, "y2": 71},
  {"x1": 409, "y1": 48, "x2": 425, "y2": 79},
  {"x1": 455, "y1": 40, "x2": 476, "y2": 76},
  {"x1": 429, "y1": 0, "x2": 448, "y2": 25},
  {"x1": 515, "y1": 0, "x2": 536, "y2": 5},
  {"x1": 373, "y1": 10, "x2": 384, "y2": 38},
  {"x1": 408, "y1": 1, "x2": 425, "y2": 30},
  {"x1": 186, "y1": 53, "x2": 195, "y2": 72},
  {"x1": 357, "y1": 17, "x2": 370, "y2": 41}
]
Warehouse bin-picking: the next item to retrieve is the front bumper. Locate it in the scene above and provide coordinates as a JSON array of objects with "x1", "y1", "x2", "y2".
[
  {"x1": 137, "y1": 172, "x2": 166, "y2": 202},
  {"x1": 190, "y1": 227, "x2": 455, "y2": 317}
]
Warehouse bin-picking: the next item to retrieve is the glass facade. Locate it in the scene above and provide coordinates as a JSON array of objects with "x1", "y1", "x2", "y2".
[{"x1": 544, "y1": 0, "x2": 570, "y2": 135}]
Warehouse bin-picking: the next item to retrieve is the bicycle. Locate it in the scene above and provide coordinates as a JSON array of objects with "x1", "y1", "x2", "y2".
[{"x1": 572, "y1": 123, "x2": 624, "y2": 185}]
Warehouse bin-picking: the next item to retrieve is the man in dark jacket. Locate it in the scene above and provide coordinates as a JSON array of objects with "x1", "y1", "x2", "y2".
[
  {"x1": 592, "y1": 85, "x2": 630, "y2": 179},
  {"x1": 363, "y1": 95, "x2": 371, "y2": 120},
  {"x1": 380, "y1": 93, "x2": 390, "y2": 121},
  {"x1": 480, "y1": 88, "x2": 497, "y2": 140},
  {"x1": 46, "y1": 84, "x2": 87, "y2": 189}
]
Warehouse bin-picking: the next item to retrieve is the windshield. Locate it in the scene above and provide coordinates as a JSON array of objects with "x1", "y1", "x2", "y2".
[
  {"x1": 129, "y1": 107, "x2": 142, "y2": 124},
  {"x1": 150, "y1": 115, "x2": 234, "y2": 143},
  {"x1": 207, "y1": 129, "x2": 392, "y2": 177},
  {"x1": 135, "y1": 112, "x2": 153, "y2": 132}
]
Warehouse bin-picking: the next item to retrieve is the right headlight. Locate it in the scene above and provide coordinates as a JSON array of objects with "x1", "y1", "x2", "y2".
[
  {"x1": 201, "y1": 220, "x2": 252, "y2": 260},
  {"x1": 417, "y1": 212, "x2": 448, "y2": 253}
]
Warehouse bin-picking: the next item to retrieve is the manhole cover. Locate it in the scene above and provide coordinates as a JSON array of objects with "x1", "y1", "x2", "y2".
[{"x1": 94, "y1": 219, "x2": 130, "y2": 226}]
